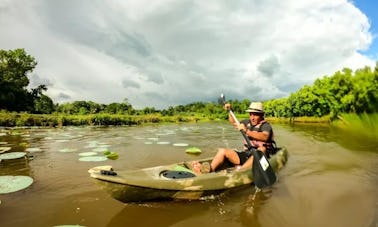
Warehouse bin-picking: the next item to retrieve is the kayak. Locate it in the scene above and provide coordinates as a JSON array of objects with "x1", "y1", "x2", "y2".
[{"x1": 88, "y1": 147, "x2": 288, "y2": 203}]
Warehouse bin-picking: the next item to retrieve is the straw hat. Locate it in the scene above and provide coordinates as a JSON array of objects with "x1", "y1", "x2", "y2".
[{"x1": 245, "y1": 102, "x2": 264, "y2": 113}]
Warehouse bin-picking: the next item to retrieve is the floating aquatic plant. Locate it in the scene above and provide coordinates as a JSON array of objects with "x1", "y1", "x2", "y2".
[
  {"x1": 0, "y1": 147, "x2": 11, "y2": 154},
  {"x1": 156, "y1": 141, "x2": 170, "y2": 145},
  {"x1": 185, "y1": 147, "x2": 202, "y2": 154},
  {"x1": 92, "y1": 147, "x2": 109, "y2": 152},
  {"x1": 173, "y1": 143, "x2": 189, "y2": 147},
  {"x1": 0, "y1": 175, "x2": 33, "y2": 194},
  {"x1": 78, "y1": 156, "x2": 107, "y2": 162},
  {"x1": 103, "y1": 151, "x2": 119, "y2": 160},
  {"x1": 0, "y1": 152, "x2": 26, "y2": 160},
  {"x1": 78, "y1": 152, "x2": 97, "y2": 157},
  {"x1": 25, "y1": 147, "x2": 42, "y2": 153},
  {"x1": 59, "y1": 148, "x2": 77, "y2": 153}
]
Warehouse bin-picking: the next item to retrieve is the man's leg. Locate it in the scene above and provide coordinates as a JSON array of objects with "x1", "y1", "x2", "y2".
[{"x1": 211, "y1": 148, "x2": 240, "y2": 171}]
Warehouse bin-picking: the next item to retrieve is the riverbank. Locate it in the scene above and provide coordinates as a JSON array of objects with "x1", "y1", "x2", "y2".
[
  {"x1": 0, "y1": 112, "x2": 214, "y2": 127},
  {"x1": 0, "y1": 111, "x2": 376, "y2": 137},
  {"x1": 0, "y1": 112, "x2": 332, "y2": 128}
]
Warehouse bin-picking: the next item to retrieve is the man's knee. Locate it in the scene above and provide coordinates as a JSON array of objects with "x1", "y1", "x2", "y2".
[
  {"x1": 224, "y1": 149, "x2": 236, "y2": 158},
  {"x1": 217, "y1": 148, "x2": 227, "y2": 155}
]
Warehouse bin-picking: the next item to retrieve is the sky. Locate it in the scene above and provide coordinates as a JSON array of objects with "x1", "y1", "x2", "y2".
[{"x1": 0, "y1": 0, "x2": 377, "y2": 109}]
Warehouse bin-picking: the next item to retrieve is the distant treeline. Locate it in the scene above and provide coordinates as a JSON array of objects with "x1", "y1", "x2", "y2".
[
  {"x1": 264, "y1": 65, "x2": 377, "y2": 119},
  {"x1": 0, "y1": 112, "x2": 210, "y2": 127},
  {"x1": 0, "y1": 48, "x2": 377, "y2": 127}
]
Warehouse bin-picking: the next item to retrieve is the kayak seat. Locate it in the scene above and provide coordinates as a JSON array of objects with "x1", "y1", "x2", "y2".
[{"x1": 100, "y1": 170, "x2": 117, "y2": 176}]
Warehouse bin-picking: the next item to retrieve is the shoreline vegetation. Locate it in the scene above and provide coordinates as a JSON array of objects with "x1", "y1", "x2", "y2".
[
  {"x1": 1, "y1": 112, "x2": 376, "y2": 143},
  {"x1": 0, "y1": 111, "x2": 373, "y2": 126},
  {"x1": 0, "y1": 111, "x2": 334, "y2": 128}
]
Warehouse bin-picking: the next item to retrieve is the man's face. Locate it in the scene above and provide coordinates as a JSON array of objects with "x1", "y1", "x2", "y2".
[{"x1": 249, "y1": 112, "x2": 263, "y2": 125}]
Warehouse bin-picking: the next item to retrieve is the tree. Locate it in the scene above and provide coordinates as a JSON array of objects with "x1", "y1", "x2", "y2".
[
  {"x1": 264, "y1": 63, "x2": 378, "y2": 117},
  {"x1": 351, "y1": 65, "x2": 378, "y2": 113},
  {"x1": 0, "y1": 48, "x2": 53, "y2": 113},
  {"x1": 0, "y1": 49, "x2": 37, "y2": 111},
  {"x1": 34, "y1": 94, "x2": 54, "y2": 114}
]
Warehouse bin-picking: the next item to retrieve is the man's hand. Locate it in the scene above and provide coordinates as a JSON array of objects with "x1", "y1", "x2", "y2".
[
  {"x1": 237, "y1": 123, "x2": 246, "y2": 131},
  {"x1": 224, "y1": 103, "x2": 231, "y2": 110}
]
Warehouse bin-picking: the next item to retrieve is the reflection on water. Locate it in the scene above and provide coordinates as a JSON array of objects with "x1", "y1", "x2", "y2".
[
  {"x1": 0, "y1": 122, "x2": 377, "y2": 227},
  {"x1": 107, "y1": 201, "x2": 209, "y2": 227},
  {"x1": 239, "y1": 188, "x2": 271, "y2": 227},
  {"x1": 278, "y1": 122, "x2": 378, "y2": 152}
]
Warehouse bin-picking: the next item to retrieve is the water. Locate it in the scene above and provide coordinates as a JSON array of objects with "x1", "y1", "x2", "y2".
[{"x1": 0, "y1": 122, "x2": 377, "y2": 227}]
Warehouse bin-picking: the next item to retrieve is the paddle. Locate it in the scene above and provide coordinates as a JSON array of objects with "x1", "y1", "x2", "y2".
[{"x1": 220, "y1": 94, "x2": 276, "y2": 188}]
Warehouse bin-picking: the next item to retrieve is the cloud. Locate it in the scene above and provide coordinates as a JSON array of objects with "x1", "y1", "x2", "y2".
[
  {"x1": 257, "y1": 55, "x2": 280, "y2": 78},
  {"x1": 122, "y1": 79, "x2": 140, "y2": 89},
  {"x1": 0, "y1": 0, "x2": 375, "y2": 109}
]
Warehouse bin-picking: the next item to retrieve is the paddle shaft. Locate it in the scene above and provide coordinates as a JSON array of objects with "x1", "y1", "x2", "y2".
[
  {"x1": 227, "y1": 109, "x2": 254, "y2": 150},
  {"x1": 220, "y1": 94, "x2": 255, "y2": 150}
]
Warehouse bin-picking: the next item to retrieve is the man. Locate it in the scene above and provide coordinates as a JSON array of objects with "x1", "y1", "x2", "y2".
[{"x1": 210, "y1": 101, "x2": 275, "y2": 172}]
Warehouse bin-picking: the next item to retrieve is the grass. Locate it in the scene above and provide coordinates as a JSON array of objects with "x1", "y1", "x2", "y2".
[{"x1": 331, "y1": 113, "x2": 378, "y2": 141}]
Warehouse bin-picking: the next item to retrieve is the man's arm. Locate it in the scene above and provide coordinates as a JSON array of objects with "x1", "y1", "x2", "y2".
[
  {"x1": 238, "y1": 123, "x2": 271, "y2": 142},
  {"x1": 245, "y1": 130, "x2": 269, "y2": 142}
]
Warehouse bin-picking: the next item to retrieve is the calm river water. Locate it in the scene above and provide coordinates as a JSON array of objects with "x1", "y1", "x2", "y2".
[{"x1": 0, "y1": 122, "x2": 377, "y2": 227}]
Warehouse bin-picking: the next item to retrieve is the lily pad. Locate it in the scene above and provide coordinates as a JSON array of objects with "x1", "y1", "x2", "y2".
[
  {"x1": 0, "y1": 147, "x2": 11, "y2": 154},
  {"x1": 157, "y1": 141, "x2": 170, "y2": 145},
  {"x1": 59, "y1": 148, "x2": 77, "y2": 153},
  {"x1": 79, "y1": 156, "x2": 107, "y2": 162},
  {"x1": 185, "y1": 147, "x2": 202, "y2": 154},
  {"x1": 92, "y1": 147, "x2": 109, "y2": 152},
  {"x1": 78, "y1": 152, "x2": 97, "y2": 156},
  {"x1": 25, "y1": 147, "x2": 42, "y2": 153},
  {"x1": 173, "y1": 143, "x2": 189, "y2": 147},
  {"x1": 84, "y1": 141, "x2": 99, "y2": 148},
  {"x1": 0, "y1": 175, "x2": 33, "y2": 194},
  {"x1": 0, "y1": 152, "x2": 26, "y2": 160}
]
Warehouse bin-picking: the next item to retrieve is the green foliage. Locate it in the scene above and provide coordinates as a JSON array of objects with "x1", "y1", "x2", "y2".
[
  {"x1": 264, "y1": 63, "x2": 378, "y2": 118},
  {"x1": 0, "y1": 49, "x2": 54, "y2": 113},
  {"x1": 34, "y1": 94, "x2": 54, "y2": 114},
  {"x1": 0, "y1": 49, "x2": 36, "y2": 112},
  {"x1": 331, "y1": 113, "x2": 378, "y2": 142}
]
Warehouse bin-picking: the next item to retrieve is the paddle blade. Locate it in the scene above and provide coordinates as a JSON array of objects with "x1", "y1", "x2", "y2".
[{"x1": 251, "y1": 149, "x2": 276, "y2": 188}]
